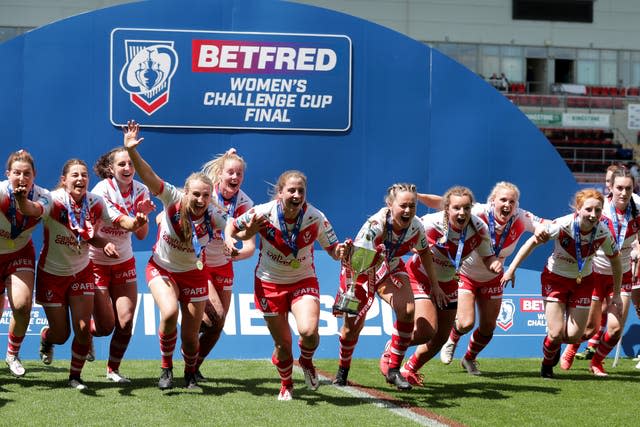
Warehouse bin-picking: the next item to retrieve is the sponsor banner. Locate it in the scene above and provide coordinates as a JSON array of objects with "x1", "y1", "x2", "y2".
[
  {"x1": 562, "y1": 112, "x2": 610, "y2": 128},
  {"x1": 628, "y1": 104, "x2": 640, "y2": 130},
  {"x1": 4, "y1": 253, "x2": 640, "y2": 359},
  {"x1": 525, "y1": 113, "x2": 561, "y2": 126},
  {"x1": 110, "y1": 28, "x2": 352, "y2": 131}
]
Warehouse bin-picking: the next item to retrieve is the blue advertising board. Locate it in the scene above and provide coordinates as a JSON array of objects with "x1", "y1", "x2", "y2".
[
  {"x1": 3, "y1": 0, "x2": 635, "y2": 362},
  {"x1": 111, "y1": 28, "x2": 352, "y2": 130}
]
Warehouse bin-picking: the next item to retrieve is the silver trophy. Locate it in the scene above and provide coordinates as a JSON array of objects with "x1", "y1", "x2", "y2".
[{"x1": 333, "y1": 245, "x2": 379, "y2": 315}]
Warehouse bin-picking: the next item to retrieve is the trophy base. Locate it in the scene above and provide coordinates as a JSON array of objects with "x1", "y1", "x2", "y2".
[{"x1": 333, "y1": 294, "x2": 360, "y2": 316}]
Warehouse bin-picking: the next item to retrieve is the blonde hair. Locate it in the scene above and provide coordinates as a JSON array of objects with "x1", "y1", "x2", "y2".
[
  {"x1": 440, "y1": 186, "x2": 475, "y2": 242},
  {"x1": 178, "y1": 172, "x2": 214, "y2": 242},
  {"x1": 201, "y1": 149, "x2": 246, "y2": 186},
  {"x1": 487, "y1": 181, "x2": 520, "y2": 206},
  {"x1": 384, "y1": 183, "x2": 417, "y2": 206}
]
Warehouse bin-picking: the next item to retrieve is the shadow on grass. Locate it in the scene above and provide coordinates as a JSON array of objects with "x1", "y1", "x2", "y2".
[
  {"x1": 0, "y1": 384, "x2": 13, "y2": 410},
  {"x1": 483, "y1": 365, "x2": 640, "y2": 381},
  {"x1": 357, "y1": 366, "x2": 640, "y2": 410},
  {"x1": 360, "y1": 378, "x2": 561, "y2": 410},
  {"x1": 121, "y1": 375, "x2": 387, "y2": 407}
]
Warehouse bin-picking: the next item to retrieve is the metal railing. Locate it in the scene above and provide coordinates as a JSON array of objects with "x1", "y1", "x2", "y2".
[{"x1": 505, "y1": 93, "x2": 628, "y2": 111}]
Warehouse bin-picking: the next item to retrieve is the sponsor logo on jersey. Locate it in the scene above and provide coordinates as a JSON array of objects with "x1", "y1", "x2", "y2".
[
  {"x1": 182, "y1": 287, "x2": 206, "y2": 296},
  {"x1": 71, "y1": 282, "x2": 94, "y2": 291}
]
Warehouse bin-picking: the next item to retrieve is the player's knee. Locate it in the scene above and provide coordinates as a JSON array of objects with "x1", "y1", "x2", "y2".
[
  {"x1": 48, "y1": 329, "x2": 71, "y2": 345},
  {"x1": 93, "y1": 322, "x2": 115, "y2": 337},
  {"x1": 199, "y1": 319, "x2": 223, "y2": 337},
  {"x1": 456, "y1": 318, "x2": 475, "y2": 334}
]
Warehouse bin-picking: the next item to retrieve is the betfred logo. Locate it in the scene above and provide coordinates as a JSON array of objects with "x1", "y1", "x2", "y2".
[
  {"x1": 192, "y1": 40, "x2": 337, "y2": 73},
  {"x1": 520, "y1": 298, "x2": 544, "y2": 312}
]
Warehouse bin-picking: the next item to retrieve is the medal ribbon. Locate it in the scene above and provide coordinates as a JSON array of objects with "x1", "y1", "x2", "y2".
[
  {"x1": 488, "y1": 208, "x2": 514, "y2": 257},
  {"x1": 216, "y1": 185, "x2": 237, "y2": 240},
  {"x1": 384, "y1": 211, "x2": 409, "y2": 261},
  {"x1": 65, "y1": 193, "x2": 90, "y2": 245},
  {"x1": 573, "y1": 217, "x2": 597, "y2": 278},
  {"x1": 276, "y1": 201, "x2": 304, "y2": 258},
  {"x1": 108, "y1": 177, "x2": 135, "y2": 217},
  {"x1": 7, "y1": 185, "x2": 34, "y2": 239},
  {"x1": 216, "y1": 184, "x2": 238, "y2": 218},
  {"x1": 190, "y1": 210, "x2": 214, "y2": 260},
  {"x1": 436, "y1": 223, "x2": 468, "y2": 273},
  {"x1": 609, "y1": 203, "x2": 630, "y2": 251}
]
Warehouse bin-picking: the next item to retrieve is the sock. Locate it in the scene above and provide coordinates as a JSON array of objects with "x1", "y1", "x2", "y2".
[
  {"x1": 271, "y1": 353, "x2": 293, "y2": 388},
  {"x1": 588, "y1": 312, "x2": 607, "y2": 348},
  {"x1": 542, "y1": 336, "x2": 561, "y2": 366},
  {"x1": 449, "y1": 324, "x2": 463, "y2": 344},
  {"x1": 6, "y1": 332, "x2": 25, "y2": 357},
  {"x1": 464, "y1": 329, "x2": 493, "y2": 361},
  {"x1": 159, "y1": 330, "x2": 178, "y2": 369},
  {"x1": 404, "y1": 352, "x2": 426, "y2": 372},
  {"x1": 388, "y1": 320, "x2": 413, "y2": 370},
  {"x1": 591, "y1": 331, "x2": 617, "y2": 364},
  {"x1": 338, "y1": 337, "x2": 358, "y2": 369},
  {"x1": 196, "y1": 328, "x2": 219, "y2": 369},
  {"x1": 298, "y1": 338, "x2": 318, "y2": 368},
  {"x1": 107, "y1": 328, "x2": 132, "y2": 373},
  {"x1": 181, "y1": 346, "x2": 199, "y2": 374},
  {"x1": 69, "y1": 338, "x2": 90, "y2": 378}
]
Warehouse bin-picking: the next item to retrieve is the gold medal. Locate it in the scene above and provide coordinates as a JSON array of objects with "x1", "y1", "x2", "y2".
[
  {"x1": 196, "y1": 259, "x2": 204, "y2": 270},
  {"x1": 576, "y1": 273, "x2": 582, "y2": 285},
  {"x1": 7, "y1": 240, "x2": 15, "y2": 249},
  {"x1": 290, "y1": 259, "x2": 301, "y2": 269}
]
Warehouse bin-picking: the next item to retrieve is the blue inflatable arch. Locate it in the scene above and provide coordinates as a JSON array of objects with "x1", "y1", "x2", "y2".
[{"x1": 0, "y1": 0, "x2": 600, "y2": 360}]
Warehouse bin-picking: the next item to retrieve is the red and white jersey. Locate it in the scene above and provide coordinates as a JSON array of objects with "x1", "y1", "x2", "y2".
[
  {"x1": 152, "y1": 182, "x2": 227, "y2": 273},
  {"x1": 353, "y1": 207, "x2": 428, "y2": 271},
  {"x1": 546, "y1": 213, "x2": 618, "y2": 278},
  {"x1": 206, "y1": 188, "x2": 253, "y2": 268},
  {"x1": 0, "y1": 180, "x2": 51, "y2": 254},
  {"x1": 413, "y1": 212, "x2": 494, "y2": 283},
  {"x1": 39, "y1": 188, "x2": 114, "y2": 276},
  {"x1": 89, "y1": 178, "x2": 150, "y2": 266},
  {"x1": 234, "y1": 200, "x2": 338, "y2": 284},
  {"x1": 460, "y1": 204, "x2": 544, "y2": 282},
  {"x1": 592, "y1": 197, "x2": 640, "y2": 275}
]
